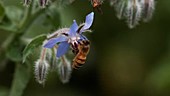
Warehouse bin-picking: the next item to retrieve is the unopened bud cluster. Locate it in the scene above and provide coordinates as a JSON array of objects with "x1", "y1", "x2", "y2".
[
  {"x1": 23, "y1": 0, "x2": 50, "y2": 8},
  {"x1": 112, "y1": 0, "x2": 155, "y2": 28},
  {"x1": 34, "y1": 47, "x2": 72, "y2": 85}
]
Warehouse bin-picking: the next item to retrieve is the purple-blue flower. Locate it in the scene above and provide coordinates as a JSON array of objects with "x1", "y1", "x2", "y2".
[{"x1": 44, "y1": 12, "x2": 94, "y2": 58}]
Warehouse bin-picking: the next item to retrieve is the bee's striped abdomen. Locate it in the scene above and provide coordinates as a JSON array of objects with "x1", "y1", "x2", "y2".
[{"x1": 72, "y1": 57, "x2": 86, "y2": 69}]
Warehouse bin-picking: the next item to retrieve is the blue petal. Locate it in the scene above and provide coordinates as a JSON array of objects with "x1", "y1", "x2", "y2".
[
  {"x1": 68, "y1": 20, "x2": 78, "y2": 37},
  {"x1": 56, "y1": 41, "x2": 70, "y2": 58},
  {"x1": 80, "y1": 34, "x2": 88, "y2": 40},
  {"x1": 44, "y1": 36, "x2": 67, "y2": 48},
  {"x1": 80, "y1": 12, "x2": 94, "y2": 33}
]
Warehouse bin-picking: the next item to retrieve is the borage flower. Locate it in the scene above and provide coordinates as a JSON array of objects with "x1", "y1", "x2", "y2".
[{"x1": 44, "y1": 12, "x2": 94, "y2": 58}]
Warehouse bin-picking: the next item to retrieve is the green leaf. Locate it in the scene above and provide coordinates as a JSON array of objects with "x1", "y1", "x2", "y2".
[
  {"x1": 9, "y1": 63, "x2": 31, "y2": 96},
  {"x1": 22, "y1": 34, "x2": 47, "y2": 63},
  {"x1": 2, "y1": 0, "x2": 22, "y2": 7},
  {"x1": 0, "y1": 2, "x2": 5, "y2": 23},
  {"x1": 5, "y1": 6, "x2": 23, "y2": 27},
  {"x1": 0, "y1": 25, "x2": 17, "y2": 33},
  {"x1": 24, "y1": 15, "x2": 53, "y2": 37},
  {"x1": 6, "y1": 42, "x2": 23, "y2": 62}
]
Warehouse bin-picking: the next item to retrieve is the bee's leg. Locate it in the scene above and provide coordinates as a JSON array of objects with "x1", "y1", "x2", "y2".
[
  {"x1": 72, "y1": 65, "x2": 78, "y2": 69},
  {"x1": 97, "y1": 5, "x2": 103, "y2": 14},
  {"x1": 72, "y1": 63, "x2": 79, "y2": 69},
  {"x1": 75, "y1": 63, "x2": 82, "y2": 68}
]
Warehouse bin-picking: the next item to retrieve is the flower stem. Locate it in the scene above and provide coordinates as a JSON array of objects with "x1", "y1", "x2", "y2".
[
  {"x1": 40, "y1": 48, "x2": 47, "y2": 61},
  {"x1": 61, "y1": 56, "x2": 67, "y2": 66}
]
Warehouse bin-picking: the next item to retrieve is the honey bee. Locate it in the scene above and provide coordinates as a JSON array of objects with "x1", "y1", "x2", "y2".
[
  {"x1": 72, "y1": 40, "x2": 90, "y2": 69},
  {"x1": 91, "y1": 0, "x2": 103, "y2": 14}
]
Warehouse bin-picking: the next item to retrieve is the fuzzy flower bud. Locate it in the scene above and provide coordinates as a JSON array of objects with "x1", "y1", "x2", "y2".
[
  {"x1": 35, "y1": 59, "x2": 49, "y2": 84},
  {"x1": 125, "y1": 0, "x2": 142, "y2": 28},
  {"x1": 58, "y1": 57, "x2": 72, "y2": 84},
  {"x1": 141, "y1": 0, "x2": 155, "y2": 22},
  {"x1": 45, "y1": 48, "x2": 58, "y2": 71},
  {"x1": 39, "y1": 0, "x2": 49, "y2": 8},
  {"x1": 109, "y1": 0, "x2": 118, "y2": 6},
  {"x1": 23, "y1": 0, "x2": 31, "y2": 6},
  {"x1": 34, "y1": 48, "x2": 49, "y2": 84},
  {"x1": 114, "y1": 0, "x2": 126, "y2": 19},
  {"x1": 114, "y1": 0, "x2": 142, "y2": 28}
]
